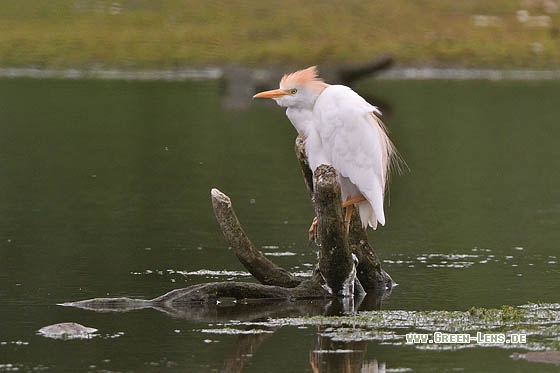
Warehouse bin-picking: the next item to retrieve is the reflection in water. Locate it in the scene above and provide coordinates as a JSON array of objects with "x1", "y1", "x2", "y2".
[
  {"x1": 158, "y1": 299, "x2": 334, "y2": 323},
  {"x1": 63, "y1": 287, "x2": 390, "y2": 372},
  {"x1": 209, "y1": 296, "x2": 389, "y2": 373},
  {"x1": 223, "y1": 332, "x2": 274, "y2": 373},
  {"x1": 310, "y1": 331, "x2": 384, "y2": 373},
  {"x1": 218, "y1": 322, "x2": 388, "y2": 373}
]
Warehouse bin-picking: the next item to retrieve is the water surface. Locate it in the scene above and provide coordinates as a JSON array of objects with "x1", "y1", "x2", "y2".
[{"x1": 1, "y1": 78, "x2": 559, "y2": 371}]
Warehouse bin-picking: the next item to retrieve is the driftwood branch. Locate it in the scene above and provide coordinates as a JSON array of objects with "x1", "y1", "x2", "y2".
[
  {"x1": 212, "y1": 180, "x2": 359, "y2": 297},
  {"x1": 63, "y1": 134, "x2": 393, "y2": 317},
  {"x1": 211, "y1": 188, "x2": 301, "y2": 288},
  {"x1": 151, "y1": 281, "x2": 328, "y2": 306},
  {"x1": 295, "y1": 136, "x2": 314, "y2": 198}
]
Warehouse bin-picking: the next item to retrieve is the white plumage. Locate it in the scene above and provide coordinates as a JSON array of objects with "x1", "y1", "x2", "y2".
[
  {"x1": 313, "y1": 85, "x2": 390, "y2": 228},
  {"x1": 253, "y1": 66, "x2": 400, "y2": 230}
]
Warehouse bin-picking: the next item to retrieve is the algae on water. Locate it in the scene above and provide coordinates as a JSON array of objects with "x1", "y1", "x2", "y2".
[{"x1": 217, "y1": 303, "x2": 560, "y2": 351}]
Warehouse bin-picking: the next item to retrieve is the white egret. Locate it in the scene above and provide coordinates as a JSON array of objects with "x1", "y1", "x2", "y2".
[{"x1": 253, "y1": 66, "x2": 402, "y2": 235}]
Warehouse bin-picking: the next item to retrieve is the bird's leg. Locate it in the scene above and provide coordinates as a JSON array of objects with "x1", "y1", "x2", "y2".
[
  {"x1": 343, "y1": 195, "x2": 366, "y2": 234},
  {"x1": 344, "y1": 202, "x2": 353, "y2": 234},
  {"x1": 341, "y1": 195, "x2": 366, "y2": 208},
  {"x1": 308, "y1": 216, "x2": 318, "y2": 247}
]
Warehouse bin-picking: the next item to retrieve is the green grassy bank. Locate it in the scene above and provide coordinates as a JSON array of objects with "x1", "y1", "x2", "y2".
[{"x1": 1, "y1": 0, "x2": 559, "y2": 69}]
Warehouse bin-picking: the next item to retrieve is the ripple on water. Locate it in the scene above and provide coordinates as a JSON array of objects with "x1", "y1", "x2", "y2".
[{"x1": 383, "y1": 248, "x2": 557, "y2": 271}]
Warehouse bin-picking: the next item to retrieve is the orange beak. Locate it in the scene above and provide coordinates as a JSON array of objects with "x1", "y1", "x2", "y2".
[{"x1": 253, "y1": 89, "x2": 290, "y2": 99}]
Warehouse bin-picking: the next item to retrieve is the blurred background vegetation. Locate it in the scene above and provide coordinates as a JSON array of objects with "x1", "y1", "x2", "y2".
[{"x1": 1, "y1": 0, "x2": 559, "y2": 69}]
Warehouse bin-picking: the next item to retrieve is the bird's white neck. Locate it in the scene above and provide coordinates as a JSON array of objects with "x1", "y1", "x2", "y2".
[{"x1": 285, "y1": 107, "x2": 314, "y2": 136}]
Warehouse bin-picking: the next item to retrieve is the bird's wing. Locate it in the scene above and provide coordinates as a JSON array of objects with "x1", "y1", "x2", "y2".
[{"x1": 313, "y1": 85, "x2": 391, "y2": 226}]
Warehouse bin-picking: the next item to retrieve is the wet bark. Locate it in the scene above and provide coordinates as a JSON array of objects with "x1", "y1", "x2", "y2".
[
  {"x1": 211, "y1": 188, "x2": 301, "y2": 288},
  {"x1": 348, "y1": 215, "x2": 394, "y2": 293},
  {"x1": 294, "y1": 136, "x2": 314, "y2": 198},
  {"x1": 151, "y1": 280, "x2": 328, "y2": 307},
  {"x1": 210, "y1": 166, "x2": 357, "y2": 297},
  {"x1": 312, "y1": 165, "x2": 355, "y2": 296},
  {"x1": 62, "y1": 280, "x2": 330, "y2": 315},
  {"x1": 294, "y1": 136, "x2": 393, "y2": 292}
]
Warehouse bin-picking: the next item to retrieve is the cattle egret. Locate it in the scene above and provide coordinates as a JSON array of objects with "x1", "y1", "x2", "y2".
[{"x1": 253, "y1": 66, "x2": 402, "y2": 236}]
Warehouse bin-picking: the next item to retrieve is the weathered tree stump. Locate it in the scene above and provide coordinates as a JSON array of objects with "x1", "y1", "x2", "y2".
[
  {"x1": 294, "y1": 136, "x2": 393, "y2": 292},
  {"x1": 62, "y1": 137, "x2": 393, "y2": 313},
  {"x1": 312, "y1": 165, "x2": 355, "y2": 296}
]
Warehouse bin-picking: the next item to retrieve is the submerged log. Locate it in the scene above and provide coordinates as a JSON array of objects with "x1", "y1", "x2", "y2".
[{"x1": 152, "y1": 280, "x2": 328, "y2": 306}]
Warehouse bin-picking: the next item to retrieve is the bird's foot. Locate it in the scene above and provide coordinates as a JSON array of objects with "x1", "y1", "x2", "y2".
[{"x1": 308, "y1": 216, "x2": 318, "y2": 247}]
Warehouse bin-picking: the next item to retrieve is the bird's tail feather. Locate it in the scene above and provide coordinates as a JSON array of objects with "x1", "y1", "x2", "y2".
[{"x1": 357, "y1": 201, "x2": 383, "y2": 229}]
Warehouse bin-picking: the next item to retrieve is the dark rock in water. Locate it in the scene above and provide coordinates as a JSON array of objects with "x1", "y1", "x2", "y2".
[{"x1": 37, "y1": 322, "x2": 97, "y2": 340}]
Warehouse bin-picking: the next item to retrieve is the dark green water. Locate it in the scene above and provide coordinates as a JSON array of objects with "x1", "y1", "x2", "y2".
[{"x1": 1, "y1": 78, "x2": 559, "y2": 371}]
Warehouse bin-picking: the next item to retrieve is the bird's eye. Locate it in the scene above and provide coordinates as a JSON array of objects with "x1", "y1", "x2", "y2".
[{"x1": 290, "y1": 88, "x2": 297, "y2": 94}]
